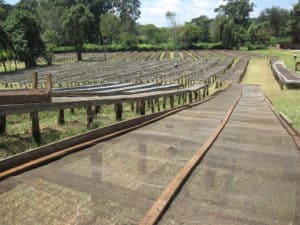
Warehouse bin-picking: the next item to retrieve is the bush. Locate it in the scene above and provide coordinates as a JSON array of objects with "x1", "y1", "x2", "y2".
[{"x1": 247, "y1": 44, "x2": 269, "y2": 50}]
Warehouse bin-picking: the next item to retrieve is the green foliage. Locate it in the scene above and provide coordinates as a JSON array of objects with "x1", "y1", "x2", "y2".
[
  {"x1": 138, "y1": 24, "x2": 168, "y2": 44},
  {"x1": 215, "y1": 0, "x2": 254, "y2": 49},
  {"x1": 191, "y1": 15, "x2": 211, "y2": 42},
  {"x1": 215, "y1": 0, "x2": 254, "y2": 27},
  {"x1": 5, "y1": 1, "x2": 46, "y2": 68},
  {"x1": 100, "y1": 12, "x2": 121, "y2": 45},
  {"x1": 247, "y1": 21, "x2": 272, "y2": 46},
  {"x1": 179, "y1": 23, "x2": 202, "y2": 47},
  {"x1": 257, "y1": 7, "x2": 290, "y2": 37},
  {"x1": 62, "y1": 4, "x2": 94, "y2": 60},
  {"x1": 291, "y1": 1, "x2": 300, "y2": 43}
]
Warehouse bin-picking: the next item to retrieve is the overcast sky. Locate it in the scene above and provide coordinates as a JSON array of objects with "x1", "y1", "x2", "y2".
[{"x1": 5, "y1": 0, "x2": 299, "y2": 27}]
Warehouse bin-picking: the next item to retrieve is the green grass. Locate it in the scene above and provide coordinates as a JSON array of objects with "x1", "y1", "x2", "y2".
[
  {"x1": 242, "y1": 59, "x2": 300, "y2": 130},
  {"x1": 251, "y1": 48, "x2": 300, "y2": 75}
]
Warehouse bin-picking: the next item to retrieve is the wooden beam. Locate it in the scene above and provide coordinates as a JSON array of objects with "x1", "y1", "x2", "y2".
[
  {"x1": 30, "y1": 112, "x2": 41, "y2": 143},
  {"x1": 0, "y1": 115, "x2": 6, "y2": 135},
  {"x1": 58, "y1": 109, "x2": 65, "y2": 125},
  {"x1": 32, "y1": 72, "x2": 38, "y2": 90}
]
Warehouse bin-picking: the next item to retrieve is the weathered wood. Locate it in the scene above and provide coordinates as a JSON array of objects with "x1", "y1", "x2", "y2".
[
  {"x1": 140, "y1": 100, "x2": 146, "y2": 115},
  {"x1": 150, "y1": 99, "x2": 155, "y2": 113},
  {"x1": 115, "y1": 103, "x2": 123, "y2": 121},
  {"x1": 32, "y1": 72, "x2": 38, "y2": 90},
  {"x1": 188, "y1": 92, "x2": 193, "y2": 103},
  {"x1": 58, "y1": 109, "x2": 65, "y2": 125},
  {"x1": 0, "y1": 84, "x2": 208, "y2": 116},
  {"x1": 136, "y1": 101, "x2": 140, "y2": 114},
  {"x1": 170, "y1": 95, "x2": 174, "y2": 108},
  {"x1": 30, "y1": 112, "x2": 41, "y2": 143},
  {"x1": 194, "y1": 91, "x2": 198, "y2": 101},
  {"x1": 0, "y1": 115, "x2": 6, "y2": 134},
  {"x1": 156, "y1": 98, "x2": 160, "y2": 112},
  {"x1": 94, "y1": 105, "x2": 101, "y2": 116},
  {"x1": 45, "y1": 74, "x2": 52, "y2": 91},
  {"x1": 86, "y1": 106, "x2": 94, "y2": 128},
  {"x1": 163, "y1": 97, "x2": 167, "y2": 109}
]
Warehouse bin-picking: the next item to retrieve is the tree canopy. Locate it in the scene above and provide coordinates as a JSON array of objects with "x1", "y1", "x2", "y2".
[{"x1": 62, "y1": 4, "x2": 94, "y2": 60}]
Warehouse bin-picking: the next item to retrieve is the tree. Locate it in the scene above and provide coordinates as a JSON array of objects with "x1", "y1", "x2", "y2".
[
  {"x1": 179, "y1": 23, "x2": 202, "y2": 47},
  {"x1": 191, "y1": 15, "x2": 211, "y2": 42},
  {"x1": 215, "y1": 0, "x2": 254, "y2": 48},
  {"x1": 291, "y1": 1, "x2": 300, "y2": 43},
  {"x1": 62, "y1": 4, "x2": 94, "y2": 60},
  {"x1": 0, "y1": 23, "x2": 12, "y2": 71},
  {"x1": 258, "y1": 7, "x2": 290, "y2": 37},
  {"x1": 166, "y1": 11, "x2": 177, "y2": 44},
  {"x1": 115, "y1": 0, "x2": 141, "y2": 33},
  {"x1": 247, "y1": 21, "x2": 272, "y2": 45},
  {"x1": 215, "y1": 0, "x2": 254, "y2": 27},
  {"x1": 100, "y1": 12, "x2": 121, "y2": 44},
  {"x1": 5, "y1": 1, "x2": 46, "y2": 68}
]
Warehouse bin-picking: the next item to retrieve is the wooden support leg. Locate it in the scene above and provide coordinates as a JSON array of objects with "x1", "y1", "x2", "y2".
[
  {"x1": 30, "y1": 112, "x2": 41, "y2": 143},
  {"x1": 0, "y1": 115, "x2": 6, "y2": 135},
  {"x1": 86, "y1": 106, "x2": 94, "y2": 128},
  {"x1": 194, "y1": 91, "x2": 198, "y2": 101},
  {"x1": 206, "y1": 86, "x2": 209, "y2": 96},
  {"x1": 150, "y1": 99, "x2": 155, "y2": 113},
  {"x1": 131, "y1": 102, "x2": 135, "y2": 112},
  {"x1": 58, "y1": 109, "x2": 65, "y2": 125},
  {"x1": 156, "y1": 98, "x2": 160, "y2": 112},
  {"x1": 140, "y1": 100, "x2": 146, "y2": 115},
  {"x1": 177, "y1": 94, "x2": 181, "y2": 105},
  {"x1": 163, "y1": 97, "x2": 167, "y2": 109},
  {"x1": 189, "y1": 92, "x2": 193, "y2": 103},
  {"x1": 70, "y1": 108, "x2": 75, "y2": 114},
  {"x1": 135, "y1": 101, "x2": 140, "y2": 114},
  {"x1": 170, "y1": 95, "x2": 174, "y2": 108},
  {"x1": 94, "y1": 106, "x2": 99, "y2": 116},
  {"x1": 115, "y1": 103, "x2": 123, "y2": 121}
]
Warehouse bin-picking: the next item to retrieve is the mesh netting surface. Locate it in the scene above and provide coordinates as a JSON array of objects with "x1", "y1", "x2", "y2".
[
  {"x1": 159, "y1": 85, "x2": 300, "y2": 225},
  {"x1": 0, "y1": 85, "x2": 243, "y2": 225}
]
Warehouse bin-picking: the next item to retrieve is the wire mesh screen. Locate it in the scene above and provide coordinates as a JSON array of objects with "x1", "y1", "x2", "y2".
[
  {"x1": 159, "y1": 85, "x2": 300, "y2": 225},
  {"x1": 0, "y1": 86, "x2": 244, "y2": 225}
]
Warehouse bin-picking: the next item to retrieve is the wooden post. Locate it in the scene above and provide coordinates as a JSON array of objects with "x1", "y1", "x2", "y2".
[
  {"x1": 170, "y1": 95, "x2": 174, "y2": 108},
  {"x1": 94, "y1": 105, "x2": 101, "y2": 116},
  {"x1": 135, "y1": 101, "x2": 140, "y2": 114},
  {"x1": 45, "y1": 74, "x2": 52, "y2": 91},
  {"x1": 0, "y1": 115, "x2": 6, "y2": 135},
  {"x1": 86, "y1": 105, "x2": 94, "y2": 128},
  {"x1": 194, "y1": 91, "x2": 198, "y2": 101},
  {"x1": 70, "y1": 108, "x2": 75, "y2": 114},
  {"x1": 177, "y1": 94, "x2": 181, "y2": 105},
  {"x1": 30, "y1": 112, "x2": 41, "y2": 143},
  {"x1": 115, "y1": 103, "x2": 123, "y2": 121},
  {"x1": 58, "y1": 109, "x2": 65, "y2": 125},
  {"x1": 163, "y1": 97, "x2": 167, "y2": 109},
  {"x1": 206, "y1": 86, "x2": 209, "y2": 96},
  {"x1": 140, "y1": 100, "x2": 146, "y2": 115},
  {"x1": 32, "y1": 72, "x2": 38, "y2": 90},
  {"x1": 131, "y1": 102, "x2": 135, "y2": 112},
  {"x1": 189, "y1": 92, "x2": 193, "y2": 103},
  {"x1": 150, "y1": 99, "x2": 155, "y2": 113},
  {"x1": 156, "y1": 98, "x2": 160, "y2": 112}
]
